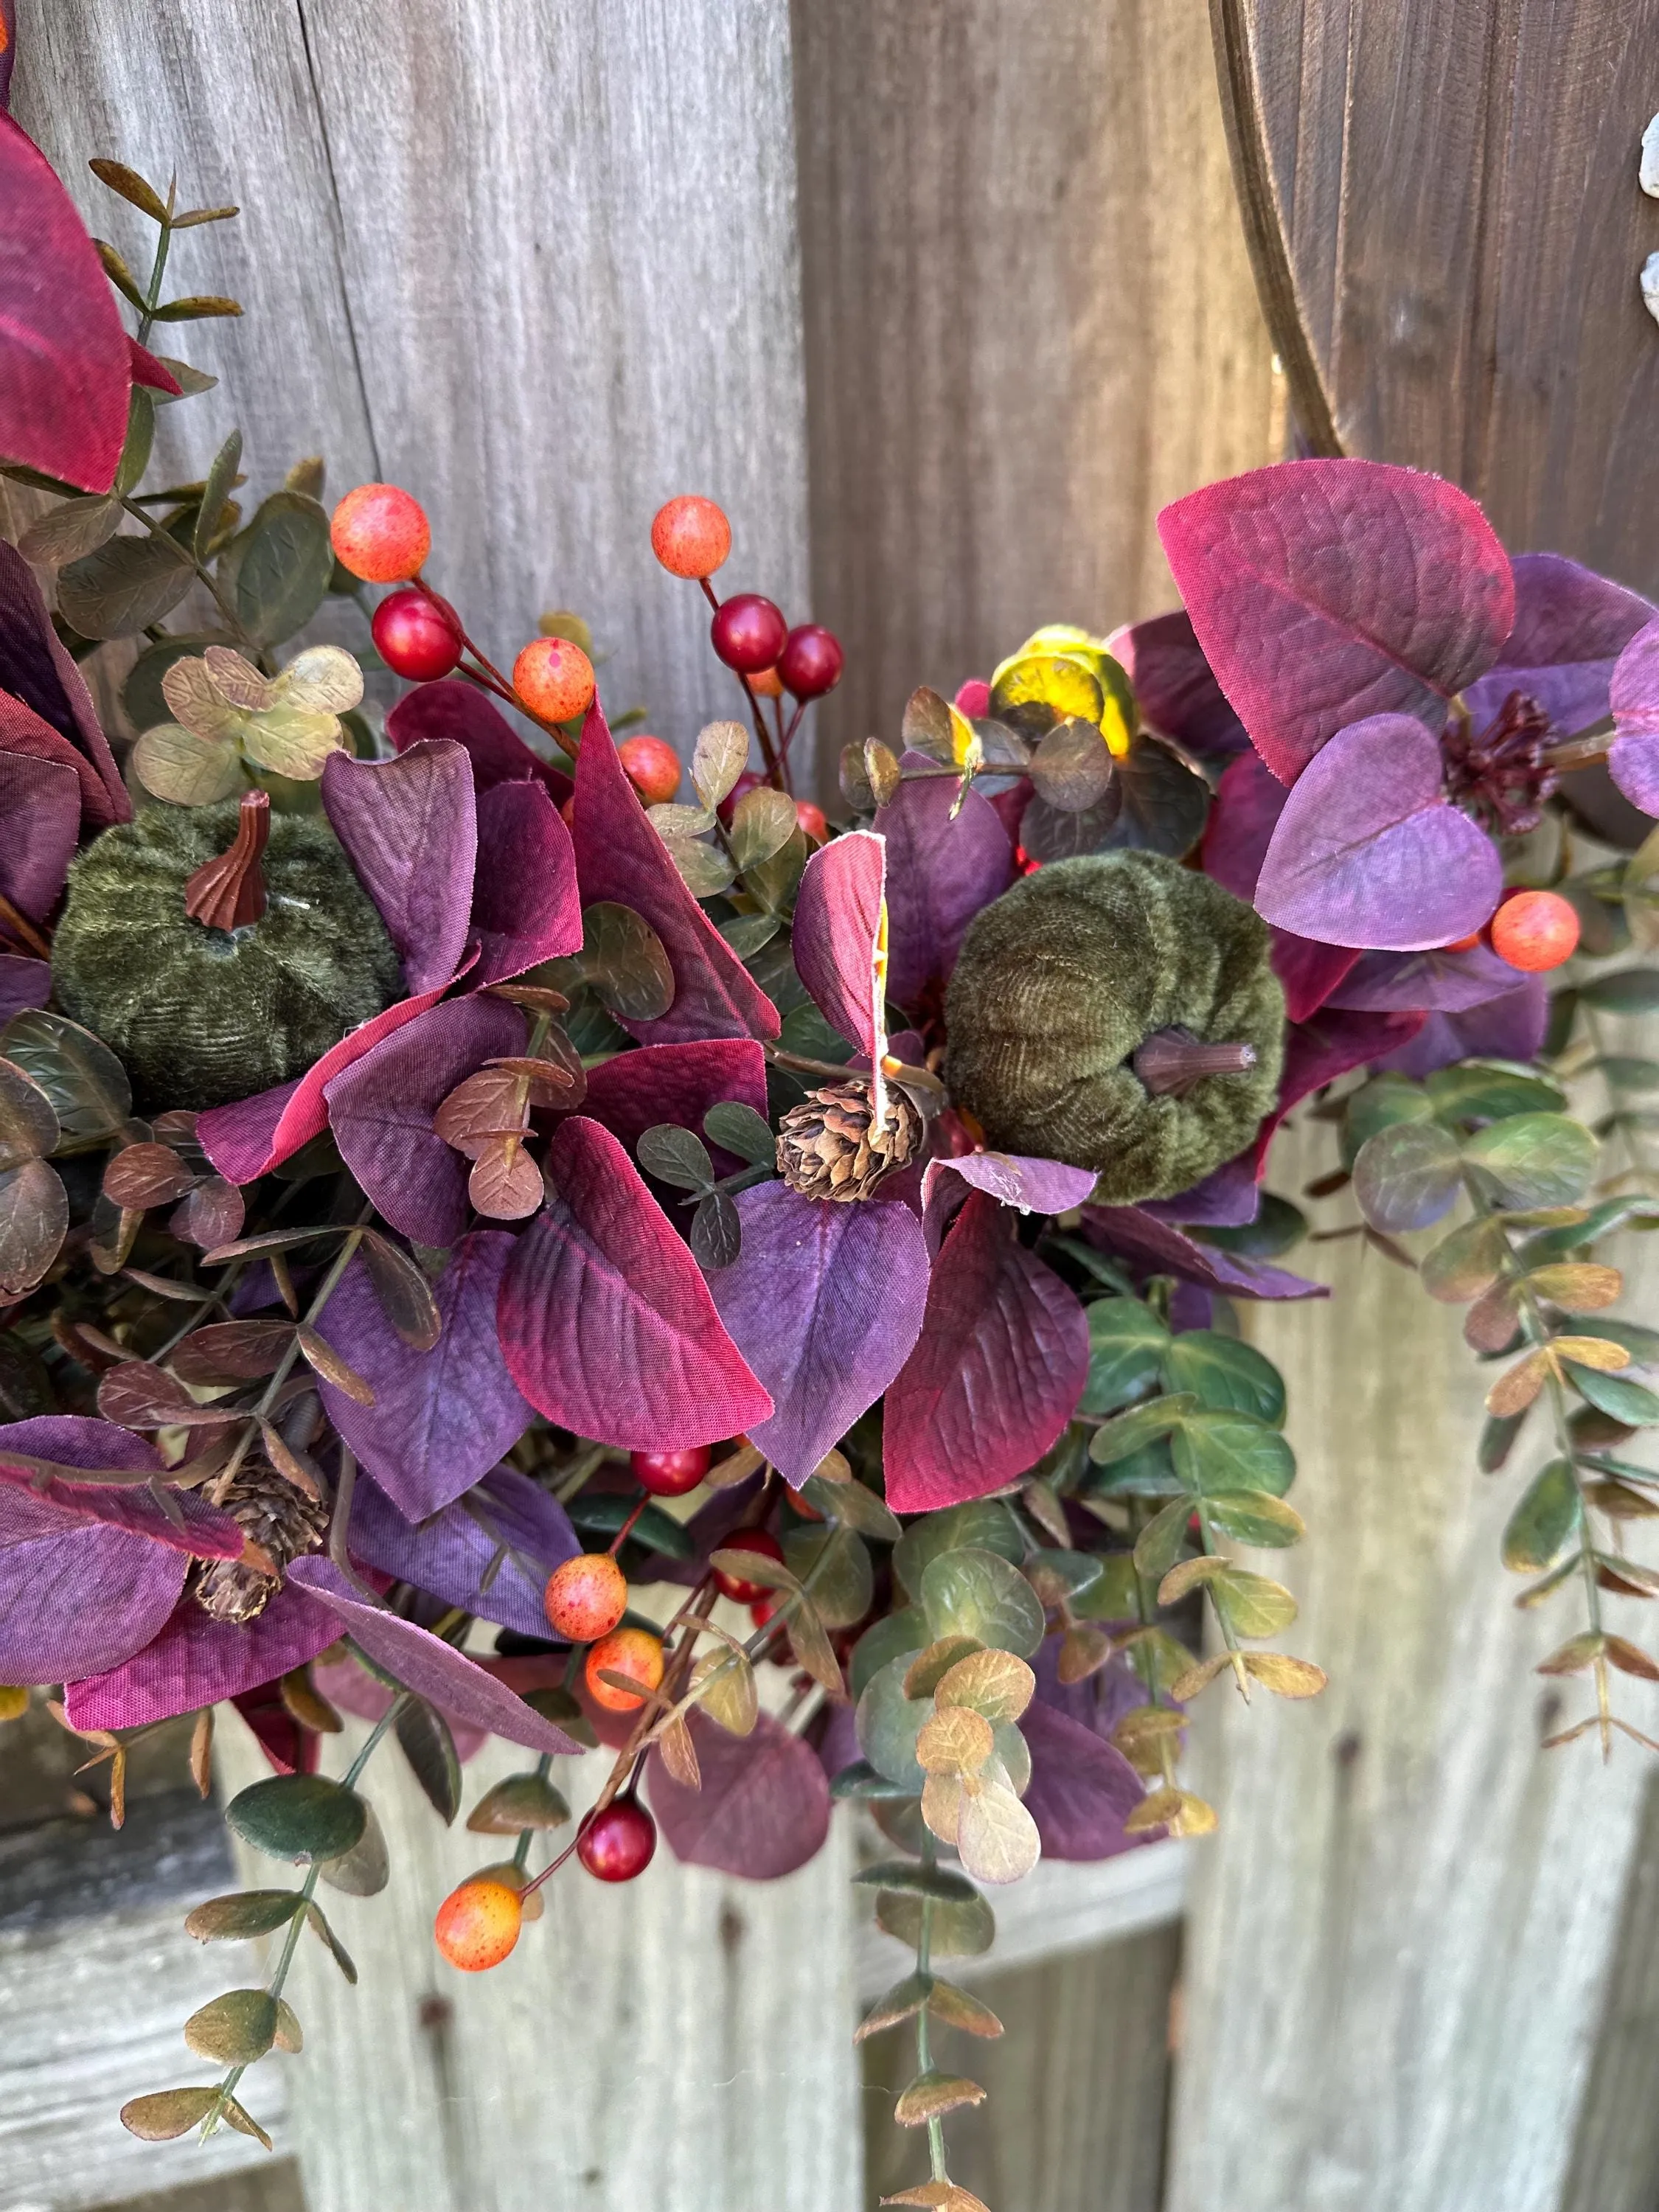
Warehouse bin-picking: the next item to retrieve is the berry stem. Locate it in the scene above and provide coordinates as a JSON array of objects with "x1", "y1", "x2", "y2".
[
  {"x1": 0, "y1": 891, "x2": 52, "y2": 961},
  {"x1": 698, "y1": 575, "x2": 782, "y2": 785},
  {"x1": 409, "y1": 577, "x2": 581, "y2": 761},
  {"x1": 606, "y1": 1492, "x2": 650, "y2": 1557}
]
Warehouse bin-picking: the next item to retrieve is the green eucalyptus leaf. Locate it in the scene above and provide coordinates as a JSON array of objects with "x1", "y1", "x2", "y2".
[
  {"x1": 394, "y1": 1697, "x2": 462, "y2": 1825},
  {"x1": 1427, "y1": 1061, "x2": 1567, "y2": 1124},
  {"x1": 2, "y1": 1010, "x2": 131, "y2": 1138},
  {"x1": 1421, "y1": 1217, "x2": 1509, "y2": 1303},
  {"x1": 234, "y1": 490, "x2": 333, "y2": 645},
  {"x1": 1079, "y1": 1296, "x2": 1169, "y2": 1414},
  {"x1": 58, "y1": 531, "x2": 194, "y2": 638},
  {"x1": 850, "y1": 1606, "x2": 930, "y2": 1701},
  {"x1": 636, "y1": 1123, "x2": 715, "y2": 1192},
  {"x1": 184, "y1": 1890, "x2": 305, "y2": 1941},
  {"x1": 1579, "y1": 969, "x2": 1659, "y2": 1013},
  {"x1": 1352, "y1": 1119, "x2": 1461, "y2": 1233},
  {"x1": 1203, "y1": 1489, "x2": 1305, "y2": 1548},
  {"x1": 226, "y1": 1773, "x2": 366, "y2": 1863},
  {"x1": 1341, "y1": 1074, "x2": 1433, "y2": 1169},
  {"x1": 1565, "y1": 1363, "x2": 1659, "y2": 1425},
  {"x1": 802, "y1": 1473, "x2": 901, "y2": 1541},
  {"x1": 875, "y1": 1885, "x2": 996, "y2": 1959},
  {"x1": 1089, "y1": 1392, "x2": 1198, "y2": 1467},
  {"x1": 567, "y1": 1491, "x2": 695, "y2": 1559},
  {"x1": 920, "y1": 1548, "x2": 1044, "y2": 1658},
  {"x1": 1172, "y1": 1408, "x2": 1296, "y2": 1498},
  {"x1": 1501, "y1": 1458, "x2": 1582, "y2": 1573},
  {"x1": 1464, "y1": 1115, "x2": 1597, "y2": 1208},
  {"x1": 1208, "y1": 1566, "x2": 1298, "y2": 1638},
  {"x1": 893, "y1": 1500, "x2": 1022, "y2": 1596},
  {"x1": 783, "y1": 1524, "x2": 874, "y2": 1628},
  {"x1": 855, "y1": 1649, "x2": 929, "y2": 1790},
  {"x1": 1133, "y1": 1495, "x2": 1192, "y2": 1581},
  {"x1": 1161, "y1": 1332, "x2": 1285, "y2": 1424},
  {"x1": 703, "y1": 1100, "x2": 776, "y2": 1166}
]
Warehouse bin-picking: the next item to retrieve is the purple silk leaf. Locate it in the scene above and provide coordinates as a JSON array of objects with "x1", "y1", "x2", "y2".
[
  {"x1": 1466, "y1": 554, "x2": 1653, "y2": 737},
  {"x1": 706, "y1": 1180, "x2": 931, "y2": 1486},
  {"x1": 498, "y1": 1115, "x2": 773, "y2": 1450},
  {"x1": 874, "y1": 751, "x2": 1015, "y2": 1005},
  {"x1": 792, "y1": 829, "x2": 888, "y2": 1057},
  {"x1": 572, "y1": 699, "x2": 779, "y2": 1044},
  {"x1": 325, "y1": 995, "x2": 524, "y2": 1244},
  {"x1": 347, "y1": 1467, "x2": 579, "y2": 1638},
  {"x1": 318, "y1": 1235, "x2": 532, "y2": 1520},
  {"x1": 923, "y1": 1151, "x2": 1098, "y2": 1218},
  {"x1": 1325, "y1": 943, "x2": 1521, "y2": 1014},
  {"x1": 1201, "y1": 750, "x2": 1356, "y2": 1020},
  {"x1": 386, "y1": 678, "x2": 573, "y2": 807},
  {"x1": 198, "y1": 973, "x2": 459, "y2": 1184},
  {"x1": 0, "y1": 752, "x2": 78, "y2": 919},
  {"x1": 1107, "y1": 609, "x2": 1248, "y2": 758},
  {"x1": 66, "y1": 1580, "x2": 344, "y2": 1731},
  {"x1": 1140, "y1": 1151, "x2": 1261, "y2": 1228},
  {"x1": 1248, "y1": 1005, "x2": 1427, "y2": 1176},
  {"x1": 0, "y1": 540, "x2": 128, "y2": 819},
  {"x1": 0, "y1": 1417, "x2": 240, "y2": 1557},
  {"x1": 1609, "y1": 619, "x2": 1659, "y2": 815},
  {"x1": 0, "y1": 953, "x2": 51, "y2": 1022},
  {"x1": 647, "y1": 1710, "x2": 830, "y2": 1879},
  {"x1": 286, "y1": 1556, "x2": 582, "y2": 1754},
  {"x1": 570, "y1": 1038, "x2": 769, "y2": 1177},
  {"x1": 0, "y1": 117, "x2": 131, "y2": 493},
  {"x1": 1033, "y1": 1632, "x2": 1151, "y2": 1734},
  {"x1": 321, "y1": 740, "x2": 478, "y2": 992},
  {"x1": 1376, "y1": 977, "x2": 1548, "y2": 1079},
  {"x1": 470, "y1": 778, "x2": 583, "y2": 984},
  {"x1": 0, "y1": 1523, "x2": 187, "y2": 1685},
  {"x1": 1084, "y1": 1204, "x2": 1326, "y2": 1300},
  {"x1": 311, "y1": 1646, "x2": 486, "y2": 1764},
  {"x1": 1158, "y1": 459, "x2": 1514, "y2": 785},
  {"x1": 1020, "y1": 1695, "x2": 1147, "y2": 1860},
  {"x1": 1255, "y1": 714, "x2": 1503, "y2": 950},
  {"x1": 883, "y1": 1192, "x2": 1089, "y2": 1514}
]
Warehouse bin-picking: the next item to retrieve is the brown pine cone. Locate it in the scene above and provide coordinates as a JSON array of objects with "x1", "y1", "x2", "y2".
[
  {"x1": 776, "y1": 1077, "x2": 923, "y2": 1203},
  {"x1": 192, "y1": 1462, "x2": 328, "y2": 1625}
]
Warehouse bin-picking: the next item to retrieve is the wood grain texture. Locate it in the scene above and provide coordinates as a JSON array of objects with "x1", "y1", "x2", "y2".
[
  {"x1": 215, "y1": 1711, "x2": 859, "y2": 2212},
  {"x1": 792, "y1": 0, "x2": 1280, "y2": 771},
  {"x1": 1210, "y1": 0, "x2": 1659, "y2": 588},
  {"x1": 1562, "y1": 1773, "x2": 1659, "y2": 2212},
  {"x1": 1168, "y1": 1114, "x2": 1659, "y2": 2212}
]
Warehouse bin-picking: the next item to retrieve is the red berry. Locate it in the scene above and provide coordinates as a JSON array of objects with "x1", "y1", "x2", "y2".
[
  {"x1": 795, "y1": 799, "x2": 828, "y2": 844},
  {"x1": 545, "y1": 1552, "x2": 628, "y2": 1643},
  {"x1": 651, "y1": 495, "x2": 731, "y2": 581},
  {"x1": 372, "y1": 588, "x2": 462, "y2": 681},
  {"x1": 953, "y1": 678, "x2": 991, "y2": 717},
  {"x1": 331, "y1": 484, "x2": 431, "y2": 584},
  {"x1": 434, "y1": 1874, "x2": 522, "y2": 1970},
  {"x1": 749, "y1": 1595, "x2": 780, "y2": 1629},
  {"x1": 514, "y1": 636, "x2": 596, "y2": 723},
  {"x1": 751, "y1": 664, "x2": 785, "y2": 700},
  {"x1": 1490, "y1": 889, "x2": 1579, "y2": 973},
  {"x1": 585, "y1": 1626, "x2": 664, "y2": 1713},
  {"x1": 712, "y1": 1527, "x2": 784, "y2": 1603},
  {"x1": 717, "y1": 768, "x2": 765, "y2": 827},
  {"x1": 618, "y1": 734, "x2": 681, "y2": 806},
  {"x1": 711, "y1": 594, "x2": 788, "y2": 675},
  {"x1": 630, "y1": 1445, "x2": 709, "y2": 1498},
  {"x1": 577, "y1": 1796, "x2": 658, "y2": 1882},
  {"x1": 779, "y1": 624, "x2": 844, "y2": 700}
]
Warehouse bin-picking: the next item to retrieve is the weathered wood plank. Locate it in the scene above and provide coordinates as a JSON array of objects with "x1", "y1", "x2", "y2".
[{"x1": 1562, "y1": 1773, "x2": 1659, "y2": 2212}]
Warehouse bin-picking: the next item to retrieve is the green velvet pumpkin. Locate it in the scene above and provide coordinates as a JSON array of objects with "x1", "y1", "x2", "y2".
[
  {"x1": 943, "y1": 850, "x2": 1284, "y2": 1203},
  {"x1": 52, "y1": 800, "x2": 403, "y2": 1112}
]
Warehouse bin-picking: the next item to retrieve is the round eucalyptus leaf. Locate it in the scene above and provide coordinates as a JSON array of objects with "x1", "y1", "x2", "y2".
[
  {"x1": 920, "y1": 1548, "x2": 1044, "y2": 1658},
  {"x1": 1172, "y1": 1408, "x2": 1296, "y2": 1498},
  {"x1": 1500, "y1": 1458, "x2": 1582, "y2": 1574},
  {"x1": 892, "y1": 1500, "x2": 1022, "y2": 1596},
  {"x1": 855, "y1": 1648, "x2": 929, "y2": 1790},
  {"x1": 183, "y1": 1987, "x2": 279, "y2": 2065},
  {"x1": 1161, "y1": 1331, "x2": 1286, "y2": 1425},
  {"x1": 1352, "y1": 1117, "x2": 1462, "y2": 1232},
  {"x1": 1464, "y1": 1113, "x2": 1597, "y2": 1209},
  {"x1": 875, "y1": 1884, "x2": 996, "y2": 1959},
  {"x1": 226, "y1": 1773, "x2": 367, "y2": 1864},
  {"x1": 784, "y1": 1524, "x2": 874, "y2": 1628}
]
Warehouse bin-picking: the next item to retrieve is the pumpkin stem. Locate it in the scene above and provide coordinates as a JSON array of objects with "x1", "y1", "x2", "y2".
[
  {"x1": 1133, "y1": 1025, "x2": 1256, "y2": 1098},
  {"x1": 184, "y1": 790, "x2": 270, "y2": 931}
]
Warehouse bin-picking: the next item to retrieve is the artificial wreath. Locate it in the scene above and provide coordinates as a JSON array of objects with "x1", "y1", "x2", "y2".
[{"x1": 7, "y1": 67, "x2": 1659, "y2": 2211}]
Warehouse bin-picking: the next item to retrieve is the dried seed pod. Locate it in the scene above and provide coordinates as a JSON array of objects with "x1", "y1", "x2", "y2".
[
  {"x1": 776, "y1": 1076, "x2": 923, "y2": 1203},
  {"x1": 191, "y1": 1462, "x2": 328, "y2": 1625}
]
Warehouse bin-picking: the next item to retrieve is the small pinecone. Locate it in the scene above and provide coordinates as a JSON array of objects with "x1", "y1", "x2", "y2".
[
  {"x1": 776, "y1": 1077, "x2": 923, "y2": 1203},
  {"x1": 191, "y1": 1464, "x2": 327, "y2": 1626}
]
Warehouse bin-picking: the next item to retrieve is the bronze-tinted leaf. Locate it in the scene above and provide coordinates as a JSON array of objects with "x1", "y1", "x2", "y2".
[
  {"x1": 468, "y1": 1135, "x2": 545, "y2": 1221},
  {"x1": 854, "y1": 1969, "x2": 933, "y2": 2042},
  {"x1": 658, "y1": 1711, "x2": 702, "y2": 1788},
  {"x1": 316, "y1": 1796, "x2": 390, "y2": 1896},
  {"x1": 360, "y1": 1229, "x2": 442, "y2": 1351},
  {"x1": 272, "y1": 1998, "x2": 303, "y2": 2053},
  {"x1": 465, "y1": 1772, "x2": 572, "y2": 1834},
  {"x1": 932, "y1": 1648, "x2": 1035, "y2": 1725},
  {"x1": 956, "y1": 1768, "x2": 1040, "y2": 1885},
  {"x1": 1056, "y1": 1623, "x2": 1113, "y2": 1685},
  {"x1": 1526, "y1": 1262, "x2": 1623, "y2": 1312},
  {"x1": 171, "y1": 1319, "x2": 294, "y2": 1384},
  {"x1": 132, "y1": 722, "x2": 243, "y2": 807},
  {"x1": 183, "y1": 1986, "x2": 279, "y2": 2065},
  {"x1": 570, "y1": 902, "x2": 675, "y2": 1022},
  {"x1": 170, "y1": 1175, "x2": 245, "y2": 1251},
  {"x1": 89, "y1": 158, "x2": 170, "y2": 221},
  {"x1": 1029, "y1": 717, "x2": 1116, "y2": 813},
  {"x1": 3, "y1": 1010, "x2": 131, "y2": 1138},
  {"x1": 120, "y1": 2087, "x2": 221, "y2": 2142},
  {"x1": 17, "y1": 493, "x2": 122, "y2": 565},
  {"x1": 238, "y1": 704, "x2": 344, "y2": 781},
  {"x1": 1606, "y1": 1635, "x2": 1659, "y2": 1680},
  {"x1": 1240, "y1": 1650, "x2": 1327, "y2": 1698},
  {"x1": 916, "y1": 1705, "x2": 995, "y2": 1776},
  {"x1": 1464, "y1": 1279, "x2": 1521, "y2": 1354},
  {"x1": 58, "y1": 531, "x2": 195, "y2": 637},
  {"x1": 902, "y1": 1635, "x2": 982, "y2": 1702},
  {"x1": 1537, "y1": 1630, "x2": 1606, "y2": 1675},
  {"x1": 863, "y1": 739, "x2": 902, "y2": 807},
  {"x1": 152, "y1": 294, "x2": 244, "y2": 322},
  {"x1": 690, "y1": 1648, "x2": 759, "y2": 1738},
  {"x1": 730, "y1": 787, "x2": 799, "y2": 874},
  {"x1": 0, "y1": 1160, "x2": 68, "y2": 1296},
  {"x1": 279, "y1": 1665, "x2": 343, "y2": 1736},
  {"x1": 0, "y1": 1058, "x2": 58, "y2": 1169},
  {"x1": 184, "y1": 1889, "x2": 305, "y2": 1941},
  {"x1": 1486, "y1": 1346, "x2": 1551, "y2": 1418},
  {"x1": 296, "y1": 1327, "x2": 375, "y2": 1406},
  {"x1": 97, "y1": 1359, "x2": 223, "y2": 1429},
  {"x1": 219, "y1": 2096, "x2": 274, "y2": 2151},
  {"x1": 103, "y1": 1142, "x2": 195, "y2": 1210},
  {"x1": 893, "y1": 2070, "x2": 988, "y2": 2126},
  {"x1": 434, "y1": 1066, "x2": 532, "y2": 1158}
]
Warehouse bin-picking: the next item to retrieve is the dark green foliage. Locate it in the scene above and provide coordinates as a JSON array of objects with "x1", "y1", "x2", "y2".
[
  {"x1": 52, "y1": 799, "x2": 402, "y2": 1110},
  {"x1": 944, "y1": 850, "x2": 1284, "y2": 1203}
]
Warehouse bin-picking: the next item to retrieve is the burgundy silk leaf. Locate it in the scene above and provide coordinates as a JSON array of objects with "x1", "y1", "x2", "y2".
[
  {"x1": 1158, "y1": 459, "x2": 1514, "y2": 783},
  {"x1": 386, "y1": 678, "x2": 572, "y2": 806},
  {"x1": 647, "y1": 1710, "x2": 830, "y2": 1879},
  {"x1": 317, "y1": 1236, "x2": 532, "y2": 1520},
  {"x1": 0, "y1": 954, "x2": 51, "y2": 1022},
  {"x1": 325, "y1": 995, "x2": 524, "y2": 1245},
  {"x1": 883, "y1": 1192, "x2": 1089, "y2": 1513},
  {"x1": 1325, "y1": 943, "x2": 1522, "y2": 1014},
  {"x1": 128, "y1": 338, "x2": 181, "y2": 396},
  {"x1": 1020, "y1": 1696, "x2": 1146, "y2": 1860},
  {"x1": 571, "y1": 1038, "x2": 769, "y2": 1177},
  {"x1": 66, "y1": 1581, "x2": 344, "y2": 1731},
  {"x1": 1609, "y1": 618, "x2": 1659, "y2": 815},
  {"x1": 287, "y1": 1557, "x2": 583, "y2": 1753},
  {"x1": 1466, "y1": 554, "x2": 1653, "y2": 737},
  {"x1": 1107, "y1": 609, "x2": 1248, "y2": 758},
  {"x1": 321, "y1": 741, "x2": 478, "y2": 993},
  {"x1": 498, "y1": 1115, "x2": 773, "y2": 1450},
  {"x1": 706, "y1": 1180, "x2": 930, "y2": 1486},
  {"x1": 1255, "y1": 714, "x2": 1503, "y2": 950},
  {"x1": 1377, "y1": 978, "x2": 1547, "y2": 1079},
  {"x1": 1084, "y1": 1205, "x2": 1326, "y2": 1301},
  {"x1": 470, "y1": 778, "x2": 582, "y2": 984},
  {"x1": 0, "y1": 541, "x2": 128, "y2": 821},
  {"x1": 0, "y1": 117, "x2": 131, "y2": 493},
  {"x1": 874, "y1": 751, "x2": 1015, "y2": 1004},
  {"x1": 0, "y1": 1418, "x2": 240, "y2": 1557},
  {"x1": 572, "y1": 700, "x2": 779, "y2": 1044},
  {"x1": 792, "y1": 829, "x2": 887, "y2": 1057},
  {"x1": 348, "y1": 1467, "x2": 579, "y2": 1638},
  {"x1": 0, "y1": 751, "x2": 78, "y2": 919},
  {"x1": 1201, "y1": 751, "x2": 1355, "y2": 1020}
]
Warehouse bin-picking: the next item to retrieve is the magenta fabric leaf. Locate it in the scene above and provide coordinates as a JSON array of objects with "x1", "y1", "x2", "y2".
[
  {"x1": 1107, "y1": 609, "x2": 1248, "y2": 759},
  {"x1": 128, "y1": 338, "x2": 181, "y2": 395},
  {"x1": 317, "y1": 1235, "x2": 532, "y2": 1520},
  {"x1": 348, "y1": 1466, "x2": 579, "y2": 1638},
  {"x1": 1466, "y1": 554, "x2": 1653, "y2": 737},
  {"x1": 1085, "y1": 1204, "x2": 1326, "y2": 1301},
  {"x1": 792, "y1": 829, "x2": 888, "y2": 1058},
  {"x1": 1200, "y1": 751, "x2": 1355, "y2": 1020},
  {"x1": 883, "y1": 1192, "x2": 1088, "y2": 1514},
  {"x1": 874, "y1": 751, "x2": 1015, "y2": 1004},
  {"x1": 198, "y1": 973, "x2": 459, "y2": 1183},
  {"x1": 0, "y1": 953, "x2": 52, "y2": 1022},
  {"x1": 571, "y1": 1037, "x2": 769, "y2": 1178},
  {"x1": 572, "y1": 700, "x2": 779, "y2": 1045},
  {"x1": 321, "y1": 741, "x2": 478, "y2": 993},
  {"x1": 498, "y1": 1115, "x2": 773, "y2": 1450},
  {"x1": 1325, "y1": 943, "x2": 1521, "y2": 1015},
  {"x1": 1255, "y1": 714, "x2": 1503, "y2": 950},
  {"x1": 325, "y1": 995, "x2": 524, "y2": 1245},
  {"x1": 0, "y1": 1418, "x2": 240, "y2": 1556},
  {"x1": 0, "y1": 542, "x2": 130, "y2": 826},
  {"x1": 1020, "y1": 1696, "x2": 1147, "y2": 1860},
  {"x1": 288, "y1": 1556, "x2": 584, "y2": 1753},
  {"x1": 0, "y1": 118, "x2": 131, "y2": 493},
  {"x1": 1140, "y1": 1152, "x2": 1261, "y2": 1228},
  {"x1": 386, "y1": 678, "x2": 572, "y2": 807},
  {"x1": 0, "y1": 752, "x2": 79, "y2": 920},
  {"x1": 1158, "y1": 459, "x2": 1514, "y2": 784},
  {"x1": 470, "y1": 779, "x2": 583, "y2": 984},
  {"x1": 66, "y1": 1580, "x2": 344, "y2": 1731},
  {"x1": 706, "y1": 1180, "x2": 930, "y2": 1485},
  {"x1": 1376, "y1": 977, "x2": 1547, "y2": 1079},
  {"x1": 1609, "y1": 618, "x2": 1659, "y2": 815},
  {"x1": 647, "y1": 1709, "x2": 830, "y2": 1878}
]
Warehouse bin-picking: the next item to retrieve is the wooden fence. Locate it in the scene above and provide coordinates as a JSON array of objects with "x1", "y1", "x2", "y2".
[{"x1": 4, "y1": 3, "x2": 1659, "y2": 2210}]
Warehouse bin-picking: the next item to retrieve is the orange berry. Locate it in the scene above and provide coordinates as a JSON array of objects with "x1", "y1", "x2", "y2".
[
  {"x1": 650, "y1": 494, "x2": 731, "y2": 580},
  {"x1": 1441, "y1": 933, "x2": 1481, "y2": 953},
  {"x1": 475, "y1": 1860, "x2": 543, "y2": 1921},
  {"x1": 1490, "y1": 889, "x2": 1579, "y2": 973},
  {"x1": 795, "y1": 799, "x2": 828, "y2": 844},
  {"x1": 545, "y1": 1552, "x2": 628, "y2": 1643},
  {"x1": 330, "y1": 483, "x2": 431, "y2": 583},
  {"x1": 618, "y1": 734, "x2": 682, "y2": 806},
  {"x1": 434, "y1": 1874, "x2": 522, "y2": 1971},
  {"x1": 585, "y1": 1625, "x2": 664, "y2": 1714},
  {"x1": 751, "y1": 665, "x2": 784, "y2": 700},
  {"x1": 514, "y1": 636, "x2": 596, "y2": 723}
]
